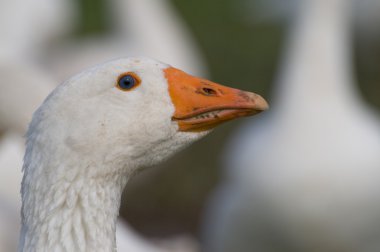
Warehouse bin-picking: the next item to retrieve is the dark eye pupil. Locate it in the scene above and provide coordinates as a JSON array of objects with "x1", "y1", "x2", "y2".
[{"x1": 119, "y1": 75, "x2": 135, "y2": 89}]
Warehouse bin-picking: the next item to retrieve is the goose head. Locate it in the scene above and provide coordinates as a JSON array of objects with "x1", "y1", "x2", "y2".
[
  {"x1": 21, "y1": 57, "x2": 267, "y2": 251},
  {"x1": 28, "y1": 57, "x2": 267, "y2": 176}
]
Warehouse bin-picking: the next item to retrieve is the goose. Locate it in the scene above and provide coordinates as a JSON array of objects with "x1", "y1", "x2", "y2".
[
  {"x1": 41, "y1": 4, "x2": 208, "y2": 243},
  {"x1": 203, "y1": 0, "x2": 380, "y2": 251},
  {"x1": 0, "y1": 60, "x2": 196, "y2": 252},
  {"x1": 19, "y1": 57, "x2": 268, "y2": 251},
  {"x1": 0, "y1": 1, "x2": 208, "y2": 250}
]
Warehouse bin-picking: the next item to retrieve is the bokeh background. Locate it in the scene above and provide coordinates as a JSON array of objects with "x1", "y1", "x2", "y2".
[{"x1": 1, "y1": 0, "x2": 380, "y2": 251}]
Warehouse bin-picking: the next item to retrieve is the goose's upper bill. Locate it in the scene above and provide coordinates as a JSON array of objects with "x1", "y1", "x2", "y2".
[{"x1": 19, "y1": 57, "x2": 267, "y2": 251}]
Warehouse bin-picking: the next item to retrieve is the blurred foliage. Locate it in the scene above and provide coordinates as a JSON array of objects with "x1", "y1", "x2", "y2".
[
  {"x1": 354, "y1": 34, "x2": 380, "y2": 109},
  {"x1": 73, "y1": 0, "x2": 111, "y2": 36}
]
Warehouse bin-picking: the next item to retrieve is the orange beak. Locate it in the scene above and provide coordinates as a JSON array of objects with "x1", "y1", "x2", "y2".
[{"x1": 164, "y1": 67, "x2": 268, "y2": 132}]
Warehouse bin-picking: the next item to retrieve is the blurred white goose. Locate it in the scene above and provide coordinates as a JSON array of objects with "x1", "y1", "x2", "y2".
[
  {"x1": 0, "y1": 133, "x2": 24, "y2": 252},
  {"x1": 0, "y1": 0, "x2": 73, "y2": 133},
  {"x1": 0, "y1": 0, "x2": 73, "y2": 61},
  {"x1": 19, "y1": 57, "x2": 267, "y2": 251},
  {"x1": 203, "y1": 0, "x2": 380, "y2": 251},
  {"x1": 45, "y1": 0, "x2": 207, "y2": 81},
  {"x1": 0, "y1": 62, "x2": 55, "y2": 134}
]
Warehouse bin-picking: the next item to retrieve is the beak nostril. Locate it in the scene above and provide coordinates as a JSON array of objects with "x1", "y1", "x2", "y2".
[{"x1": 202, "y1": 87, "x2": 218, "y2": 96}]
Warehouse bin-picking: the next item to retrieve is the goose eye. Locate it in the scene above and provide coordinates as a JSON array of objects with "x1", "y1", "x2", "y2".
[{"x1": 117, "y1": 73, "x2": 140, "y2": 91}]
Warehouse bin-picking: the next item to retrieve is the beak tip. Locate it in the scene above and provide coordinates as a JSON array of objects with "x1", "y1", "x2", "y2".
[
  {"x1": 257, "y1": 95, "x2": 269, "y2": 111},
  {"x1": 244, "y1": 92, "x2": 269, "y2": 112}
]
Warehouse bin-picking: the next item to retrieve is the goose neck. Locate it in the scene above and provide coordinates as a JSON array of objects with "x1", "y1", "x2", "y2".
[
  {"x1": 273, "y1": 0, "x2": 360, "y2": 112},
  {"x1": 20, "y1": 152, "x2": 129, "y2": 252}
]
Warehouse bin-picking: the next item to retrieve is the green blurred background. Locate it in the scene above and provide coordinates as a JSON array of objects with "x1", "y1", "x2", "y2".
[{"x1": 74, "y1": 0, "x2": 380, "y2": 240}]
